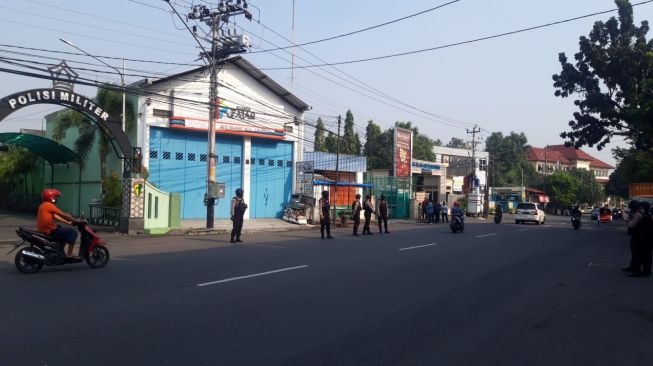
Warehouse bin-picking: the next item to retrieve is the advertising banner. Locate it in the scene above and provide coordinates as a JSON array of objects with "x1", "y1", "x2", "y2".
[{"x1": 393, "y1": 127, "x2": 413, "y2": 177}]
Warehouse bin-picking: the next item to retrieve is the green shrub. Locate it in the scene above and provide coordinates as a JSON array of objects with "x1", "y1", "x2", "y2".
[{"x1": 102, "y1": 171, "x2": 122, "y2": 208}]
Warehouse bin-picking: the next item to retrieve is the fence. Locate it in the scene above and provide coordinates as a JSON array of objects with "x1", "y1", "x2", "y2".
[
  {"x1": 366, "y1": 176, "x2": 412, "y2": 219},
  {"x1": 88, "y1": 204, "x2": 121, "y2": 227}
]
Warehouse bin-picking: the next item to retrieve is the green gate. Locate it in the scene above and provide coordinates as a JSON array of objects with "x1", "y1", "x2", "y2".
[{"x1": 368, "y1": 176, "x2": 412, "y2": 219}]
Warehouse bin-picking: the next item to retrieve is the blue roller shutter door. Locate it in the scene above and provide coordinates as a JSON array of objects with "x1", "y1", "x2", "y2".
[
  {"x1": 250, "y1": 139, "x2": 293, "y2": 218},
  {"x1": 148, "y1": 127, "x2": 243, "y2": 219}
]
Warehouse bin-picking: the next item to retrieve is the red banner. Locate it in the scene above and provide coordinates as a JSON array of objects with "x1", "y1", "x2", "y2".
[{"x1": 394, "y1": 127, "x2": 413, "y2": 177}]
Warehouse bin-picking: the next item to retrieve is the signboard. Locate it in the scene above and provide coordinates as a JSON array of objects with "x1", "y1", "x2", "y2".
[
  {"x1": 393, "y1": 127, "x2": 413, "y2": 177},
  {"x1": 295, "y1": 161, "x2": 314, "y2": 195}
]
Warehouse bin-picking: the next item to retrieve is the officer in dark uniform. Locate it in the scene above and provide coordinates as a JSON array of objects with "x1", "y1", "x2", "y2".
[
  {"x1": 352, "y1": 194, "x2": 362, "y2": 236},
  {"x1": 319, "y1": 190, "x2": 334, "y2": 239},
  {"x1": 362, "y1": 194, "x2": 374, "y2": 235},
  {"x1": 377, "y1": 194, "x2": 390, "y2": 233},
  {"x1": 230, "y1": 188, "x2": 247, "y2": 243}
]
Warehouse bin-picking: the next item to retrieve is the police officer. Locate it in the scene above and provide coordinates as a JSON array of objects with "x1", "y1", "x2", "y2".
[
  {"x1": 352, "y1": 194, "x2": 362, "y2": 236},
  {"x1": 230, "y1": 188, "x2": 247, "y2": 243},
  {"x1": 377, "y1": 194, "x2": 390, "y2": 233},
  {"x1": 319, "y1": 190, "x2": 334, "y2": 239},
  {"x1": 625, "y1": 201, "x2": 652, "y2": 277},
  {"x1": 362, "y1": 194, "x2": 374, "y2": 235}
]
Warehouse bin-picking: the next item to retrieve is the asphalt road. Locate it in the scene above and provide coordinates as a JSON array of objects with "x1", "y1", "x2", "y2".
[{"x1": 1, "y1": 215, "x2": 651, "y2": 366}]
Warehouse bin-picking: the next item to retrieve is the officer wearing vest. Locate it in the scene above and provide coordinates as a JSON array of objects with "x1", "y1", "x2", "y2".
[
  {"x1": 230, "y1": 188, "x2": 247, "y2": 243},
  {"x1": 352, "y1": 194, "x2": 362, "y2": 236},
  {"x1": 377, "y1": 194, "x2": 390, "y2": 234},
  {"x1": 319, "y1": 190, "x2": 334, "y2": 239},
  {"x1": 362, "y1": 194, "x2": 375, "y2": 235}
]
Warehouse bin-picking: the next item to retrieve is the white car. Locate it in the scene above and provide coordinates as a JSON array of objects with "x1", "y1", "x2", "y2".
[{"x1": 515, "y1": 202, "x2": 545, "y2": 225}]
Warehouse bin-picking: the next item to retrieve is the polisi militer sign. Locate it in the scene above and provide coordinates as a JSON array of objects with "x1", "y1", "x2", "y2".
[{"x1": 5, "y1": 61, "x2": 111, "y2": 122}]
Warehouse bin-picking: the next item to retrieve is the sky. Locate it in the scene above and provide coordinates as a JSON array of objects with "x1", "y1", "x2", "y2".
[{"x1": 1, "y1": 0, "x2": 652, "y2": 167}]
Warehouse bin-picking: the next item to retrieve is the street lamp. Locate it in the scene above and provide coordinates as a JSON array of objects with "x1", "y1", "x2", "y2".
[{"x1": 59, "y1": 38, "x2": 126, "y2": 133}]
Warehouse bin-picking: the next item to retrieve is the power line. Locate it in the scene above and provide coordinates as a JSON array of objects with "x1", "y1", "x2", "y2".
[
  {"x1": 256, "y1": 0, "x2": 653, "y2": 70},
  {"x1": 250, "y1": 0, "x2": 460, "y2": 53}
]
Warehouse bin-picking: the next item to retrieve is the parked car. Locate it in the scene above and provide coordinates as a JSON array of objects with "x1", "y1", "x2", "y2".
[{"x1": 515, "y1": 202, "x2": 545, "y2": 224}]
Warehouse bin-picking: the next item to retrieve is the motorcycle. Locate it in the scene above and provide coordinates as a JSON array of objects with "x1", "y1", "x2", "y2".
[
  {"x1": 10, "y1": 220, "x2": 110, "y2": 274},
  {"x1": 571, "y1": 214, "x2": 582, "y2": 230},
  {"x1": 494, "y1": 212, "x2": 502, "y2": 224},
  {"x1": 450, "y1": 215, "x2": 465, "y2": 233}
]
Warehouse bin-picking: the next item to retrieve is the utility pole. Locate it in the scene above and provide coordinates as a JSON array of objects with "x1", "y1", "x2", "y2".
[
  {"x1": 172, "y1": 0, "x2": 252, "y2": 228},
  {"x1": 334, "y1": 115, "x2": 342, "y2": 224},
  {"x1": 466, "y1": 124, "x2": 481, "y2": 191}
]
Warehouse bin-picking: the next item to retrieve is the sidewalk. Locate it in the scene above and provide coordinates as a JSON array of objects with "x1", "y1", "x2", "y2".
[{"x1": 173, "y1": 218, "x2": 316, "y2": 236}]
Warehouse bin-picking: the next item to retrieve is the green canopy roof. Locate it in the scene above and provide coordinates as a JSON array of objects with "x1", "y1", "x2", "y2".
[{"x1": 0, "y1": 133, "x2": 79, "y2": 165}]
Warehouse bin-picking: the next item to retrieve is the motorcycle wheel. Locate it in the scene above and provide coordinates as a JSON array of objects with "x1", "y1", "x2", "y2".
[
  {"x1": 86, "y1": 245, "x2": 110, "y2": 268},
  {"x1": 15, "y1": 248, "x2": 44, "y2": 274}
]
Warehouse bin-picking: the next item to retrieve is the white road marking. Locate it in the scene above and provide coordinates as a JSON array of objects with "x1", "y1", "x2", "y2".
[
  {"x1": 476, "y1": 233, "x2": 496, "y2": 238},
  {"x1": 398, "y1": 243, "x2": 438, "y2": 251},
  {"x1": 517, "y1": 228, "x2": 529, "y2": 232},
  {"x1": 197, "y1": 265, "x2": 308, "y2": 287}
]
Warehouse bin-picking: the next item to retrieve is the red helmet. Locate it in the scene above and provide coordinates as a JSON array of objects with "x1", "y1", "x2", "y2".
[
  {"x1": 453, "y1": 201, "x2": 460, "y2": 207},
  {"x1": 42, "y1": 188, "x2": 62, "y2": 203}
]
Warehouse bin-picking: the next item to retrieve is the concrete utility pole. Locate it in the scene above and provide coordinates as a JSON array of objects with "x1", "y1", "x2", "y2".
[
  {"x1": 334, "y1": 115, "x2": 342, "y2": 223},
  {"x1": 466, "y1": 124, "x2": 481, "y2": 191},
  {"x1": 172, "y1": 0, "x2": 252, "y2": 228}
]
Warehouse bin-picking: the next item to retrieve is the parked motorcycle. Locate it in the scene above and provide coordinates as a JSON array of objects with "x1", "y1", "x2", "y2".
[
  {"x1": 450, "y1": 215, "x2": 465, "y2": 233},
  {"x1": 10, "y1": 220, "x2": 110, "y2": 274},
  {"x1": 571, "y1": 214, "x2": 582, "y2": 230},
  {"x1": 494, "y1": 212, "x2": 502, "y2": 224}
]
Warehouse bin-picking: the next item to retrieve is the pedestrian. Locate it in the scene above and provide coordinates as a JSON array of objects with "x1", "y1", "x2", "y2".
[
  {"x1": 319, "y1": 190, "x2": 334, "y2": 239},
  {"x1": 418, "y1": 201, "x2": 423, "y2": 223},
  {"x1": 426, "y1": 200, "x2": 434, "y2": 224},
  {"x1": 362, "y1": 194, "x2": 374, "y2": 235},
  {"x1": 377, "y1": 194, "x2": 390, "y2": 233},
  {"x1": 352, "y1": 193, "x2": 362, "y2": 236},
  {"x1": 441, "y1": 202, "x2": 449, "y2": 223},
  {"x1": 423, "y1": 198, "x2": 429, "y2": 223},
  {"x1": 230, "y1": 188, "x2": 248, "y2": 243},
  {"x1": 624, "y1": 201, "x2": 652, "y2": 277},
  {"x1": 434, "y1": 201, "x2": 441, "y2": 223}
]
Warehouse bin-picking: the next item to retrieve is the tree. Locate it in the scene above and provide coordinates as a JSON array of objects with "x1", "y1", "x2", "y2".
[
  {"x1": 605, "y1": 148, "x2": 653, "y2": 197},
  {"x1": 363, "y1": 120, "x2": 393, "y2": 169},
  {"x1": 51, "y1": 86, "x2": 135, "y2": 201},
  {"x1": 394, "y1": 121, "x2": 440, "y2": 161},
  {"x1": 545, "y1": 172, "x2": 580, "y2": 209},
  {"x1": 446, "y1": 137, "x2": 470, "y2": 149},
  {"x1": 341, "y1": 110, "x2": 361, "y2": 155},
  {"x1": 313, "y1": 118, "x2": 327, "y2": 152},
  {"x1": 0, "y1": 148, "x2": 39, "y2": 202},
  {"x1": 485, "y1": 131, "x2": 535, "y2": 187},
  {"x1": 553, "y1": 0, "x2": 653, "y2": 152},
  {"x1": 568, "y1": 168, "x2": 604, "y2": 205},
  {"x1": 325, "y1": 132, "x2": 338, "y2": 154}
]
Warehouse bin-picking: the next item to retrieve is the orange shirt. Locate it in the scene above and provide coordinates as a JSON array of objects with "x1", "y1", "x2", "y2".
[{"x1": 37, "y1": 202, "x2": 64, "y2": 234}]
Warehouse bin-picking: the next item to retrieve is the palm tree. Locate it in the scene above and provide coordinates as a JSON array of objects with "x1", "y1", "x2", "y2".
[{"x1": 51, "y1": 86, "x2": 135, "y2": 200}]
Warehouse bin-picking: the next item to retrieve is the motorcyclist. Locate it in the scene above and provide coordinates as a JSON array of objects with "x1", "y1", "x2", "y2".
[
  {"x1": 37, "y1": 188, "x2": 80, "y2": 258},
  {"x1": 571, "y1": 205, "x2": 582, "y2": 217},
  {"x1": 451, "y1": 201, "x2": 464, "y2": 223},
  {"x1": 495, "y1": 204, "x2": 503, "y2": 217},
  {"x1": 230, "y1": 188, "x2": 247, "y2": 243}
]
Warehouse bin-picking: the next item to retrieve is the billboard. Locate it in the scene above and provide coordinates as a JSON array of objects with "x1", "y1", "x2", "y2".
[{"x1": 393, "y1": 127, "x2": 413, "y2": 177}]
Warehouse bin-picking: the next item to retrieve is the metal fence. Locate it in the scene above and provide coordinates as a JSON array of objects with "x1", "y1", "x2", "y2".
[
  {"x1": 366, "y1": 176, "x2": 412, "y2": 219},
  {"x1": 88, "y1": 204, "x2": 121, "y2": 227}
]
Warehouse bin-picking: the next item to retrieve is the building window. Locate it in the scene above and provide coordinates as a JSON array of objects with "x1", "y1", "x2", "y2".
[
  {"x1": 234, "y1": 156, "x2": 241, "y2": 164},
  {"x1": 188, "y1": 153, "x2": 196, "y2": 161},
  {"x1": 537, "y1": 164, "x2": 543, "y2": 172},
  {"x1": 223, "y1": 156, "x2": 230, "y2": 164},
  {"x1": 277, "y1": 160, "x2": 283, "y2": 167},
  {"x1": 478, "y1": 159, "x2": 487, "y2": 171},
  {"x1": 268, "y1": 159, "x2": 274, "y2": 167},
  {"x1": 153, "y1": 109, "x2": 171, "y2": 118},
  {"x1": 163, "y1": 151, "x2": 171, "y2": 160},
  {"x1": 149, "y1": 150, "x2": 158, "y2": 159},
  {"x1": 200, "y1": 154, "x2": 207, "y2": 162},
  {"x1": 259, "y1": 158, "x2": 265, "y2": 166},
  {"x1": 286, "y1": 160, "x2": 292, "y2": 168},
  {"x1": 175, "y1": 152, "x2": 183, "y2": 161}
]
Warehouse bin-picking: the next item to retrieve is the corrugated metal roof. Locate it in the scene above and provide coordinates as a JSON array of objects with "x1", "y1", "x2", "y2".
[
  {"x1": 0, "y1": 133, "x2": 79, "y2": 165},
  {"x1": 303, "y1": 151, "x2": 367, "y2": 173}
]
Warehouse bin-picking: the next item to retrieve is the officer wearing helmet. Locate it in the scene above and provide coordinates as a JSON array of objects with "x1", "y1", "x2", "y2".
[
  {"x1": 37, "y1": 188, "x2": 81, "y2": 258},
  {"x1": 230, "y1": 188, "x2": 247, "y2": 243},
  {"x1": 319, "y1": 190, "x2": 333, "y2": 239},
  {"x1": 624, "y1": 200, "x2": 652, "y2": 277},
  {"x1": 451, "y1": 201, "x2": 465, "y2": 223},
  {"x1": 351, "y1": 193, "x2": 362, "y2": 236},
  {"x1": 377, "y1": 194, "x2": 390, "y2": 234}
]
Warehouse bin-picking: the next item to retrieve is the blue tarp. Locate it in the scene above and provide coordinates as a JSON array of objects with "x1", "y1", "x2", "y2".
[{"x1": 313, "y1": 180, "x2": 373, "y2": 188}]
